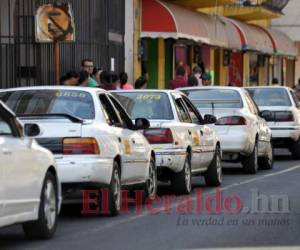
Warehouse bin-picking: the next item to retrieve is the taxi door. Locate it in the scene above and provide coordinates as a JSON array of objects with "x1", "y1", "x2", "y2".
[{"x1": 108, "y1": 95, "x2": 149, "y2": 183}]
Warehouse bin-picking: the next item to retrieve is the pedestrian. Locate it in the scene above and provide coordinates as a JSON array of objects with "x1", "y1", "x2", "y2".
[
  {"x1": 100, "y1": 71, "x2": 119, "y2": 91},
  {"x1": 192, "y1": 66, "x2": 203, "y2": 86},
  {"x1": 78, "y1": 70, "x2": 89, "y2": 87},
  {"x1": 119, "y1": 72, "x2": 134, "y2": 90},
  {"x1": 188, "y1": 75, "x2": 198, "y2": 87},
  {"x1": 135, "y1": 76, "x2": 147, "y2": 89},
  {"x1": 81, "y1": 58, "x2": 98, "y2": 87},
  {"x1": 202, "y1": 72, "x2": 212, "y2": 86},
  {"x1": 60, "y1": 71, "x2": 79, "y2": 86},
  {"x1": 295, "y1": 85, "x2": 300, "y2": 100},
  {"x1": 272, "y1": 78, "x2": 279, "y2": 85},
  {"x1": 92, "y1": 67, "x2": 102, "y2": 84},
  {"x1": 169, "y1": 66, "x2": 188, "y2": 90}
]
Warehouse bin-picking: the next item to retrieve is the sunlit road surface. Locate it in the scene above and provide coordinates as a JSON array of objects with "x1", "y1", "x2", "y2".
[{"x1": 1, "y1": 149, "x2": 300, "y2": 250}]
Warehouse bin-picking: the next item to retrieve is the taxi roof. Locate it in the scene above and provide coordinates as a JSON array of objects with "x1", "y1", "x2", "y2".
[
  {"x1": 111, "y1": 89, "x2": 183, "y2": 95},
  {"x1": 0, "y1": 86, "x2": 108, "y2": 94}
]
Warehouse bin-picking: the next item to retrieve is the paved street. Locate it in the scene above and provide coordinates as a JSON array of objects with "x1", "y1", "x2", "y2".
[{"x1": 1, "y1": 149, "x2": 300, "y2": 250}]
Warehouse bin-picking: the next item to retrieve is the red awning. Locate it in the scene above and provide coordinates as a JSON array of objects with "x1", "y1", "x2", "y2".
[
  {"x1": 263, "y1": 28, "x2": 297, "y2": 57},
  {"x1": 141, "y1": 0, "x2": 297, "y2": 57},
  {"x1": 141, "y1": 0, "x2": 228, "y2": 47},
  {"x1": 225, "y1": 18, "x2": 275, "y2": 54}
]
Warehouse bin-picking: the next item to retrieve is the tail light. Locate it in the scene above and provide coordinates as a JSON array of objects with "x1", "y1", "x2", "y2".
[
  {"x1": 144, "y1": 128, "x2": 174, "y2": 144},
  {"x1": 274, "y1": 111, "x2": 294, "y2": 122},
  {"x1": 63, "y1": 138, "x2": 100, "y2": 155},
  {"x1": 216, "y1": 116, "x2": 247, "y2": 126}
]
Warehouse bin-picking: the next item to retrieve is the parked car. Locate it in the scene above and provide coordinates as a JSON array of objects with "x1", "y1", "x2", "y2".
[
  {"x1": 112, "y1": 90, "x2": 222, "y2": 195},
  {"x1": 0, "y1": 87, "x2": 157, "y2": 216},
  {"x1": 0, "y1": 101, "x2": 61, "y2": 239},
  {"x1": 246, "y1": 86, "x2": 300, "y2": 159},
  {"x1": 178, "y1": 87, "x2": 273, "y2": 174}
]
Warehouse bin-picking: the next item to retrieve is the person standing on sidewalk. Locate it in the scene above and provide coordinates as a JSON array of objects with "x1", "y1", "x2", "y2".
[
  {"x1": 81, "y1": 59, "x2": 98, "y2": 87},
  {"x1": 169, "y1": 66, "x2": 188, "y2": 90},
  {"x1": 119, "y1": 72, "x2": 134, "y2": 90}
]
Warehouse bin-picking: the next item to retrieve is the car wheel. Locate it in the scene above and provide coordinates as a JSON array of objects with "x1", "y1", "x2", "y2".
[
  {"x1": 258, "y1": 142, "x2": 274, "y2": 170},
  {"x1": 291, "y1": 139, "x2": 300, "y2": 160},
  {"x1": 171, "y1": 152, "x2": 192, "y2": 195},
  {"x1": 107, "y1": 161, "x2": 121, "y2": 216},
  {"x1": 204, "y1": 146, "x2": 222, "y2": 187},
  {"x1": 143, "y1": 157, "x2": 157, "y2": 201},
  {"x1": 242, "y1": 142, "x2": 259, "y2": 174},
  {"x1": 22, "y1": 171, "x2": 58, "y2": 240}
]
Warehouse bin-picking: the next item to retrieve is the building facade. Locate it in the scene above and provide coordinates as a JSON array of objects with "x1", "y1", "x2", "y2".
[
  {"x1": 135, "y1": 0, "x2": 296, "y2": 89},
  {"x1": 0, "y1": 0, "x2": 125, "y2": 88},
  {"x1": 272, "y1": 0, "x2": 300, "y2": 86}
]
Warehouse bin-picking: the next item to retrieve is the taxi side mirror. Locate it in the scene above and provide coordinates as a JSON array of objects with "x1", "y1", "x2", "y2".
[
  {"x1": 24, "y1": 123, "x2": 41, "y2": 137},
  {"x1": 135, "y1": 118, "x2": 150, "y2": 130},
  {"x1": 204, "y1": 114, "x2": 217, "y2": 124},
  {"x1": 259, "y1": 110, "x2": 273, "y2": 121}
]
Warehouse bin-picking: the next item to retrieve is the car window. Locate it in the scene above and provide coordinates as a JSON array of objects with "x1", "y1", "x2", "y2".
[
  {"x1": 0, "y1": 116, "x2": 13, "y2": 136},
  {"x1": 0, "y1": 90, "x2": 95, "y2": 120},
  {"x1": 112, "y1": 92, "x2": 174, "y2": 120},
  {"x1": 108, "y1": 95, "x2": 135, "y2": 130},
  {"x1": 247, "y1": 88, "x2": 292, "y2": 107},
  {"x1": 182, "y1": 89, "x2": 243, "y2": 109},
  {"x1": 173, "y1": 97, "x2": 192, "y2": 123},
  {"x1": 182, "y1": 96, "x2": 203, "y2": 124},
  {"x1": 99, "y1": 94, "x2": 122, "y2": 127},
  {"x1": 290, "y1": 90, "x2": 300, "y2": 108}
]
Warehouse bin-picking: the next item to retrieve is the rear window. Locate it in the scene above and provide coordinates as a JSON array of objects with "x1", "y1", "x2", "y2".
[
  {"x1": 113, "y1": 92, "x2": 174, "y2": 120},
  {"x1": 181, "y1": 89, "x2": 243, "y2": 109},
  {"x1": 0, "y1": 90, "x2": 95, "y2": 120},
  {"x1": 247, "y1": 88, "x2": 292, "y2": 107}
]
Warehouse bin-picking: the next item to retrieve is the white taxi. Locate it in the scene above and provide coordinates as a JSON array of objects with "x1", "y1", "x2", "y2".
[
  {"x1": 0, "y1": 87, "x2": 157, "y2": 216},
  {"x1": 0, "y1": 101, "x2": 61, "y2": 239},
  {"x1": 246, "y1": 86, "x2": 300, "y2": 159},
  {"x1": 179, "y1": 87, "x2": 273, "y2": 174},
  {"x1": 112, "y1": 90, "x2": 222, "y2": 195}
]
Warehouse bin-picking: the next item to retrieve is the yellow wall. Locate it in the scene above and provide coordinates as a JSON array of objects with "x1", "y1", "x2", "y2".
[
  {"x1": 243, "y1": 53, "x2": 250, "y2": 86},
  {"x1": 158, "y1": 38, "x2": 165, "y2": 89},
  {"x1": 133, "y1": 0, "x2": 141, "y2": 81}
]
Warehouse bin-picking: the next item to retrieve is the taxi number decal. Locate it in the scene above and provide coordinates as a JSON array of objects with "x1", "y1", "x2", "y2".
[
  {"x1": 124, "y1": 139, "x2": 132, "y2": 155},
  {"x1": 136, "y1": 94, "x2": 161, "y2": 100},
  {"x1": 192, "y1": 132, "x2": 201, "y2": 146},
  {"x1": 56, "y1": 91, "x2": 86, "y2": 98}
]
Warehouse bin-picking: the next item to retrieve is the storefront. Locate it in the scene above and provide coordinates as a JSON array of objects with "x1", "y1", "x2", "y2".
[
  {"x1": 140, "y1": 0, "x2": 228, "y2": 89},
  {"x1": 139, "y1": 0, "x2": 297, "y2": 88}
]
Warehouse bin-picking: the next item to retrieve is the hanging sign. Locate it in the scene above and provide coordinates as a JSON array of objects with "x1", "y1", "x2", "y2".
[{"x1": 35, "y1": 3, "x2": 75, "y2": 42}]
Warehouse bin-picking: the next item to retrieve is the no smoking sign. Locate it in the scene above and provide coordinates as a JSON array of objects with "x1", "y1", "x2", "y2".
[{"x1": 35, "y1": 3, "x2": 75, "y2": 42}]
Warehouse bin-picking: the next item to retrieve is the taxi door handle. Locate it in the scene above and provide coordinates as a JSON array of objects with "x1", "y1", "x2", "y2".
[
  {"x1": 132, "y1": 139, "x2": 136, "y2": 144},
  {"x1": 2, "y1": 149, "x2": 12, "y2": 156},
  {"x1": 188, "y1": 130, "x2": 192, "y2": 135},
  {"x1": 200, "y1": 130, "x2": 204, "y2": 136},
  {"x1": 118, "y1": 137, "x2": 122, "y2": 143}
]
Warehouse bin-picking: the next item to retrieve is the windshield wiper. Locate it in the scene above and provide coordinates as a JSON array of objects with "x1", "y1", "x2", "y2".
[{"x1": 18, "y1": 113, "x2": 84, "y2": 124}]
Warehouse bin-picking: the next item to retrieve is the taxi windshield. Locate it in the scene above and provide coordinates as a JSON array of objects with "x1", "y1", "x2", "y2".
[
  {"x1": 0, "y1": 90, "x2": 95, "y2": 120},
  {"x1": 247, "y1": 88, "x2": 292, "y2": 107},
  {"x1": 181, "y1": 89, "x2": 243, "y2": 109},
  {"x1": 113, "y1": 92, "x2": 174, "y2": 120}
]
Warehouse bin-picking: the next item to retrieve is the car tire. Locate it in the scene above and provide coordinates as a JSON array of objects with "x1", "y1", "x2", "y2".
[
  {"x1": 142, "y1": 157, "x2": 157, "y2": 202},
  {"x1": 107, "y1": 161, "x2": 121, "y2": 216},
  {"x1": 291, "y1": 139, "x2": 300, "y2": 160},
  {"x1": 204, "y1": 146, "x2": 222, "y2": 187},
  {"x1": 171, "y1": 152, "x2": 192, "y2": 195},
  {"x1": 22, "y1": 171, "x2": 58, "y2": 240},
  {"x1": 242, "y1": 142, "x2": 259, "y2": 174},
  {"x1": 258, "y1": 142, "x2": 274, "y2": 170}
]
